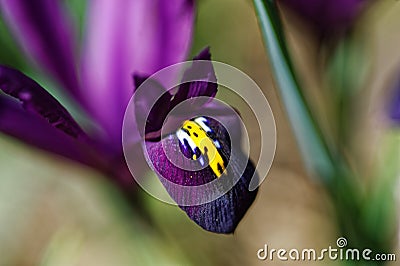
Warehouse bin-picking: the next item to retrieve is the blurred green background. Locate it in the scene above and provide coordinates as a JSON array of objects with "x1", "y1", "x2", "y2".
[{"x1": 0, "y1": 0, "x2": 399, "y2": 265}]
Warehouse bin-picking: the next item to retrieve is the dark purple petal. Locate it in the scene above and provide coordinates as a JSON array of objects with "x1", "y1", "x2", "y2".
[
  {"x1": 0, "y1": 68, "x2": 138, "y2": 200},
  {"x1": 0, "y1": 93, "x2": 139, "y2": 197},
  {"x1": 279, "y1": 0, "x2": 368, "y2": 36},
  {"x1": 0, "y1": 65, "x2": 87, "y2": 140},
  {"x1": 81, "y1": 0, "x2": 194, "y2": 143},
  {"x1": 181, "y1": 161, "x2": 257, "y2": 233},
  {"x1": 0, "y1": 0, "x2": 81, "y2": 101},
  {"x1": 133, "y1": 48, "x2": 219, "y2": 141},
  {"x1": 171, "y1": 47, "x2": 217, "y2": 108},
  {"x1": 133, "y1": 74, "x2": 172, "y2": 140},
  {"x1": 145, "y1": 117, "x2": 257, "y2": 233},
  {"x1": 0, "y1": 95, "x2": 99, "y2": 166}
]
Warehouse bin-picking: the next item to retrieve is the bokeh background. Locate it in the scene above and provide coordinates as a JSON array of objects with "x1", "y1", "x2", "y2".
[{"x1": 0, "y1": 0, "x2": 399, "y2": 265}]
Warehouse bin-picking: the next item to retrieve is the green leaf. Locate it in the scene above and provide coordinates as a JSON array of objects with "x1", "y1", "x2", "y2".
[
  {"x1": 361, "y1": 130, "x2": 399, "y2": 252},
  {"x1": 326, "y1": 34, "x2": 372, "y2": 145},
  {"x1": 252, "y1": 0, "x2": 336, "y2": 182}
]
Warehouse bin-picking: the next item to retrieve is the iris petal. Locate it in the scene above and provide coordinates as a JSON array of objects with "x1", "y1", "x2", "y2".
[
  {"x1": 0, "y1": 0, "x2": 80, "y2": 101},
  {"x1": 0, "y1": 95, "x2": 101, "y2": 166},
  {"x1": 0, "y1": 65, "x2": 87, "y2": 140},
  {"x1": 133, "y1": 74, "x2": 172, "y2": 139},
  {"x1": 82, "y1": 0, "x2": 194, "y2": 143},
  {"x1": 133, "y1": 48, "x2": 219, "y2": 141},
  {"x1": 171, "y1": 47, "x2": 217, "y2": 108},
  {"x1": 0, "y1": 66, "x2": 108, "y2": 167},
  {"x1": 0, "y1": 66, "x2": 139, "y2": 192},
  {"x1": 145, "y1": 117, "x2": 258, "y2": 233}
]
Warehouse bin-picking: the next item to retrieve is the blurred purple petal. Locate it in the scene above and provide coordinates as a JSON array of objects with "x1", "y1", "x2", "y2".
[
  {"x1": 389, "y1": 80, "x2": 400, "y2": 124},
  {"x1": 0, "y1": 95, "x2": 100, "y2": 166},
  {"x1": 0, "y1": 0, "x2": 80, "y2": 100},
  {"x1": 145, "y1": 117, "x2": 258, "y2": 233},
  {"x1": 0, "y1": 65, "x2": 87, "y2": 140},
  {"x1": 158, "y1": 0, "x2": 195, "y2": 70},
  {"x1": 82, "y1": 0, "x2": 194, "y2": 143},
  {"x1": 279, "y1": 0, "x2": 368, "y2": 35}
]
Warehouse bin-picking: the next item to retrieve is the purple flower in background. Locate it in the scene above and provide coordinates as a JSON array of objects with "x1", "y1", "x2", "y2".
[
  {"x1": 0, "y1": 0, "x2": 194, "y2": 188},
  {"x1": 279, "y1": 0, "x2": 369, "y2": 36},
  {"x1": 0, "y1": 0, "x2": 257, "y2": 233},
  {"x1": 389, "y1": 79, "x2": 400, "y2": 125}
]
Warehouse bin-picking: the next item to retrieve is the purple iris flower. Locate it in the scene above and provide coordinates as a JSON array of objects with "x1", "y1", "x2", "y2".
[
  {"x1": 0, "y1": 0, "x2": 257, "y2": 233},
  {"x1": 133, "y1": 49, "x2": 258, "y2": 233},
  {"x1": 279, "y1": 0, "x2": 369, "y2": 36},
  {"x1": 0, "y1": 0, "x2": 194, "y2": 187}
]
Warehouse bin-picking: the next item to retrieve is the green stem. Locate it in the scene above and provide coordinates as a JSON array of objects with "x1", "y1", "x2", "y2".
[{"x1": 252, "y1": 0, "x2": 336, "y2": 183}]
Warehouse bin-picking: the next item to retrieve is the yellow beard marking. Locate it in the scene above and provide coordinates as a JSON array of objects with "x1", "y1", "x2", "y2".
[{"x1": 182, "y1": 120, "x2": 227, "y2": 178}]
